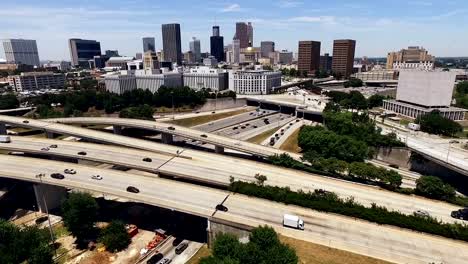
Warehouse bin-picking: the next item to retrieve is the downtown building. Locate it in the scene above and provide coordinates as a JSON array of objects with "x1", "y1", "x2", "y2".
[
  {"x1": 210, "y1": 26, "x2": 224, "y2": 62},
  {"x1": 2, "y1": 39, "x2": 40, "y2": 67},
  {"x1": 162, "y1": 23, "x2": 182, "y2": 65},
  {"x1": 183, "y1": 66, "x2": 228, "y2": 91},
  {"x1": 320, "y1": 53, "x2": 333, "y2": 73},
  {"x1": 387, "y1": 46, "x2": 434, "y2": 71},
  {"x1": 104, "y1": 70, "x2": 182, "y2": 95},
  {"x1": 331, "y1": 39, "x2": 356, "y2": 78},
  {"x1": 8, "y1": 72, "x2": 66, "y2": 91},
  {"x1": 297, "y1": 41, "x2": 321, "y2": 76},
  {"x1": 229, "y1": 70, "x2": 281, "y2": 95},
  {"x1": 142, "y1": 37, "x2": 156, "y2": 52},
  {"x1": 278, "y1": 50, "x2": 293, "y2": 65},
  {"x1": 189, "y1": 37, "x2": 201, "y2": 63},
  {"x1": 383, "y1": 71, "x2": 466, "y2": 121},
  {"x1": 260, "y1": 41, "x2": 275, "y2": 58},
  {"x1": 69, "y1": 39, "x2": 102, "y2": 68},
  {"x1": 234, "y1": 22, "x2": 253, "y2": 49}
]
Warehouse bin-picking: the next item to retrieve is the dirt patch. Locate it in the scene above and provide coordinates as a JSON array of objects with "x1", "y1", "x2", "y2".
[
  {"x1": 279, "y1": 127, "x2": 302, "y2": 153},
  {"x1": 186, "y1": 244, "x2": 211, "y2": 264},
  {"x1": 246, "y1": 127, "x2": 280, "y2": 144}
]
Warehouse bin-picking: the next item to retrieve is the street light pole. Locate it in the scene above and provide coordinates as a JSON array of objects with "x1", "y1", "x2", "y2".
[
  {"x1": 446, "y1": 142, "x2": 452, "y2": 163},
  {"x1": 214, "y1": 91, "x2": 218, "y2": 113},
  {"x1": 171, "y1": 92, "x2": 175, "y2": 120},
  {"x1": 35, "y1": 174, "x2": 57, "y2": 256}
]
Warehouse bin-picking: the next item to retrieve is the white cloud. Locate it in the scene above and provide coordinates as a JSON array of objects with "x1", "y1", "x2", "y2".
[
  {"x1": 277, "y1": 1, "x2": 303, "y2": 8},
  {"x1": 409, "y1": 1, "x2": 433, "y2": 6},
  {"x1": 288, "y1": 16, "x2": 336, "y2": 24},
  {"x1": 220, "y1": 4, "x2": 242, "y2": 13}
]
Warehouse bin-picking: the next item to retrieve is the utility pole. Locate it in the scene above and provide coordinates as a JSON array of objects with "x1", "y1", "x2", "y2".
[
  {"x1": 35, "y1": 174, "x2": 57, "y2": 256},
  {"x1": 446, "y1": 142, "x2": 452, "y2": 163},
  {"x1": 214, "y1": 91, "x2": 218, "y2": 113},
  {"x1": 171, "y1": 91, "x2": 175, "y2": 120}
]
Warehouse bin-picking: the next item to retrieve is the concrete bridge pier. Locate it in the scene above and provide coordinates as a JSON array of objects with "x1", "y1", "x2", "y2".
[
  {"x1": 0, "y1": 123, "x2": 6, "y2": 135},
  {"x1": 207, "y1": 218, "x2": 251, "y2": 247},
  {"x1": 215, "y1": 146, "x2": 225, "y2": 154},
  {"x1": 45, "y1": 131, "x2": 56, "y2": 139},
  {"x1": 33, "y1": 183, "x2": 68, "y2": 213},
  {"x1": 113, "y1": 125, "x2": 122, "y2": 135},
  {"x1": 161, "y1": 132, "x2": 173, "y2": 144}
]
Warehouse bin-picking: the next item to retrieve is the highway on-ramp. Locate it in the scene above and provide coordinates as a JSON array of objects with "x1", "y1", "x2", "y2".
[{"x1": 0, "y1": 155, "x2": 467, "y2": 264}]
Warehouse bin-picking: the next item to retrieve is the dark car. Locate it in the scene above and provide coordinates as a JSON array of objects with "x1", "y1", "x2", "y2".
[
  {"x1": 77, "y1": 151, "x2": 87, "y2": 156},
  {"x1": 168, "y1": 126, "x2": 175, "y2": 131},
  {"x1": 175, "y1": 242, "x2": 188, "y2": 254},
  {"x1": 172, "y1": 238, "x2": 183, "y2": 247},
  {"x1": 143, "y1": 157, "x2": 152, "y2": 162},
  {"x1": 216, "y1": 204, "x2": 228, "y2": 212},
  {"x1": 126, "y1": 186, "x2": 140, "y2": 193},
  {"x1": 22, "y1": 120, "x2": 30, "y2": 124},
  {"x1": 49, "y1": 144, "x2": 58, "y2": 148},
  {"x1": 35, "y1": 216, "x2": 49, "y2": 224},
  {"x1": 200, "y1": 134, "x2": 208, "y2": 138},
  {"x1": 451, "y1": 209, "x2": 468, "y2": 220},
  {"x1": 50, "y1": 173, "x2": 65, "y2": 180},
  {"x1": 389, "y1": 164, "x2": 399, "y2": 169},
  {"x1": 147, "y1": 253, "x2": 164, "y2": 264}
]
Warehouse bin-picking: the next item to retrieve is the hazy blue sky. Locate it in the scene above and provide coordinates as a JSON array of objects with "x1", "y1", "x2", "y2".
[{"x1": 1, "y1": 0, "x2": 467, "y2": 60}]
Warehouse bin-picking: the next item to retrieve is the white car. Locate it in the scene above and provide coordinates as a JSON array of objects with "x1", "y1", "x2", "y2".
[
  {"x1": 64, "y1": 169, "x2": 76, "y2": 174},
  {"x1": 91, "y1": 175, "x2": 103, "y2": 180}
]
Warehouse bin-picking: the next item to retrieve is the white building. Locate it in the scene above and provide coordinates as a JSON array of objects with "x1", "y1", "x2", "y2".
[
  {"x1": 8, "y1": 72, "x2": 65, "y2": 91},
  {"x1": 105, "y1": 57, "x2": 135, "y2": 70},
  {"x1": 383, "y1": 71, "x2": 466, "y2": 120},
  {"x1": 203, "y1": 56, "x2": 218, "y2": 67},
  {"x1": 43, "y1": 61, "x2": 72, "y2": 71},
  {"x1": 2, "y1": 39, "x2": 40, "y2": 67},
  {"x1": 230, "y1": 70, "x2": 281, "y2": 95},
  {"x1": 392, "y1": 61, "x2": 434, "y2": 71},
  {"x1": 127, "y1": 60, "x2": 143, "y2": 70},
  {"x1": 104, "y1": 70, "x2": 182, "y2": 94},
  {"x1": 183, "y1": 67, "x2": 228, "y2": 91},
  {"x1": 352, "y1": 70, "x2": 397, "y2": 81}
]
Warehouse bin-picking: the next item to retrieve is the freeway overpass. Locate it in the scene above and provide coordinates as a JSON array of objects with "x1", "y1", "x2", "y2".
[
  {"x1": 44, "y1": 116, "x2": 299, "y2": 159},
  {"x1": 1, "y1": 154, "x2": 468, "y2": 264},
  {"x1": 0, "y1": 136, "x2": 463, "y2": 224}
]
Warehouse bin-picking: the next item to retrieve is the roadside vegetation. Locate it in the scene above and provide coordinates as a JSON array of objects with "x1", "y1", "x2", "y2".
[
  {"x1": 415, "y1": 110, "x2": 463, "y2": 137},
  {"x1": 228, "y1": 180, "x2": 468, "y2": 243},
  {"x1": 454, "y1": 81, "x2": 468, "y2": 109},
  {"x1": 168, "y1": 109, "x2": 250, "y2": 127},
  {"x1": 0, "y1": 93, "x2": 20, "y2": 110},
  {"x1": 246, "y1": 126, "x2": 281, "y2": 144},
  {"x1": 200, "y1": 226, "x2": 298, "y2": 264},
  {"x1": 119, "y1": 104, "x2": 155, "y2": 120}
]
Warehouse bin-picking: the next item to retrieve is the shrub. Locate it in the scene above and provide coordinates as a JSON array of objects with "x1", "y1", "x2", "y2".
[
  {"x1": 98, "y1": 221, "x2": 131, "y2": 252},
  {"x1": 415, "y1": 176, "x2": 456, "y2": 200}
]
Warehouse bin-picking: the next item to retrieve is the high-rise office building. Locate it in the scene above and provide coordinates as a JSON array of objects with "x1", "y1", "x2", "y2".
[
  {"x1": 162, "y1": 23, "x2": 182, "y2": 65},
  {"x1": 69, "y1": 39, "x2": 101, "y2": 68},
  {"x1": 143, "y1": 51, "x2": 159, "y2": 70},
  {"x1": 331, "y1": 39, "x2": 356, "y2": 78},
  {"x1": 189, "y1": 37, "x2": 201, "y2": 63},
  {"x1": 320, "y1": 53, "x2": 333, "y2": 73},
  {"x1": 234, "y1": 22, "x2": 253, "y2": 49},
  {"x1": 210, "y1": 26, "x2": 224, "y2": 62},
  {"x1": 298, "y1": 41, "x2": 321, "y2": 76},
  {"x1": 387, "y1": 46, "x2": 434, "y2": 71},
  {"x1": 260, "y1": 41, "x2": 275, "y2": 58},
  {"x1": 278, "y1": 50, "x2": 293, "y2": 65},
  {"x1": 233, "y1": 39, "x2": 240, "y2": 64},
  {"x1": 142, "y1": 37, "x2": 156, "y2": 52},
  {"x1": 105, "y1": 50, "x2": 119, "y2": 57},
  {"x1": 2, "y1": 39, "x2": 40, "y2": 67}
]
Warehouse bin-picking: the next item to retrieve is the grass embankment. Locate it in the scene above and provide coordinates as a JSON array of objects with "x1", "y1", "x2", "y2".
[
  {"x1": 279, "y1": 127, "x2": 302, "y2": 153},
  {"x1": 186, "y1": 245, "x2": 211, "y2": 264},
  {"x1": 280, "y1": 235, "x2": 393, "y2": 264},
  {"x1": 167, "y1": 109, "x2": 250, "y2": 127},
  {"x1": 246, "y1": 127, "x2": 281, "y2": 144}
]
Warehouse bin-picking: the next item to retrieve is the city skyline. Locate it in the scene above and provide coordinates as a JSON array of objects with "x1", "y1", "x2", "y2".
[{"x1": 1, "y1": 0, "x2": 468, "y2": 60}]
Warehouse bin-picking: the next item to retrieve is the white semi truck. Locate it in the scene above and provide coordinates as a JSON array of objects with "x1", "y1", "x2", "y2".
[{"x1": 283, "y1": 214, "x2": 304, "y2": 230}]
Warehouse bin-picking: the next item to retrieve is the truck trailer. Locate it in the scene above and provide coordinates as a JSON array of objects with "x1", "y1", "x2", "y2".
[{"x1": 283, "y1": 214, "x2": 304, "y2": 230}]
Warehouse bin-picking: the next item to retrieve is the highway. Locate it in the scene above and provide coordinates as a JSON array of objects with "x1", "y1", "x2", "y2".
[
  {"x1": 193, "y1": 109, "x2": 276, "y2": 132},
  {"x1": 0, "y1": 136, "x2": 463, "y2": 224},
  {"x1": 45, "y1": 116, "x2": 297, "y2": 158},
  {"x1": 0, "y1": 155, "x2": 467, "y2": 264}
]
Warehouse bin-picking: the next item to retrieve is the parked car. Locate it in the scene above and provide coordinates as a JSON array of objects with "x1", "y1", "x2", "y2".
[
  {"x1": 451, "y1": 208, "x2": 468, "y2": 220},
  {"x1": 77, "y1": 151, "x2": 87, "y2": 156},
  {"x1": 35, "y1": 216, "x2": 49, "y2": 224},
  {"x1": 143, "y1": 157, "x2": 152, "y2": 162},
  {"x1": 91, "y1": 175, "x2": 103, "y2": 180},
  {"x1": 414, "y1": 210, "x2": 430, "y2": 218},
  {"x1": 50, "y1": 173, "x2": 65, "y2": 180},
  {"x1": 64, "y1": 169, "x2": 76, "y2": 174},
  {"x1": 49, "y1": 144, "x2": 58, "y2": 148},
  {"x1": 216, "y1": 204, "x2": 228, "y2": 212},
  {"x1": 175, "y1": 242, "x2": 188, "y2": 254},
  {"x1": 127, "y1": 186, "x2": 140, "y2": 193}
]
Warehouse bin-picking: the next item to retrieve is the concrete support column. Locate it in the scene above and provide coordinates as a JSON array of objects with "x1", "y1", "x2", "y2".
[
  {"x1": 215, "y1": 145, "x2": 225, "y2": 154},
  {"x1": 45, "y1": 131, "x2": 56, "y2": 139},
  {"x1": 0, "y1": 123, "x2": 6, "y2": 135},
  {"x1": 161, "y1": 132, "x2": 173, "y2": 144},
  {"x1": 33, "y1": 183, "x2": 68, "y2": 213},
  {"x1": 113, "y1": 125, "x2": 122, "y2": 135}
]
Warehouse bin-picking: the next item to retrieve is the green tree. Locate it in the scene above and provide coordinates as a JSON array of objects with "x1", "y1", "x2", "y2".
[
  {"x1": 0, "y1": 94, "x2": 19, "y2": 109},
  {"x1": 98, "y1": 220, "x2": 131, "y2": 252},
  {"x1": 212, "y1": 233, "x2": 242, "y2": 260},
  {"x1": 249, "y1": 226, "x2": 280, "y2": 250},
  {"x1": 61, "y1": 192, "x2": 99, "y2": 243},
  {"x1": 289, "y1": 68, "x2": 297, "y2": 77},
  {"x1": 367, "y1": 94, "x2": 386, "y2": 108},
  {"x1": 416, "y1": 110, "x2": 462, "y2": 136},
  {"x1": 119, "y1": 104, "x2": 154, "y2": 120},
  {"x1": 456, "y1": 81, "x2": 468, "y2": 94},
  {"x1": 254, "y1": 174, "x2": 268, "y2": 186},
  {"x1": 344, "y1": 78, "x2": 364, "y2": 88},
  {"x1": 415, "y1": 176, "x2": 456, "y2": 200}
]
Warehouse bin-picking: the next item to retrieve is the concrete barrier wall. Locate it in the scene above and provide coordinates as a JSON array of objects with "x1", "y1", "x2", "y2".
[
  {"x1": 208, "y1": 219, "x2": 251, "y2": 247},
  {"x1": 197, "y1": 98, "x2": 247, "y2": 112},
  {"x1": 373, "y1": 147, "x2": 411, "y2": 169}
]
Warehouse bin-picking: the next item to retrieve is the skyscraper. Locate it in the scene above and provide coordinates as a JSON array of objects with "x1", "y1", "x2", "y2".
[
  {"x1": 260, "y1": 41, "x2": 275, "y2": 58},
  {"x1": 298, "y1": 41, "x2": 321, "y2": 76},
  {"x1": 69, "y1": 39, "x2": 101, "y2": 68},
  {"x1": 233, "y1": 39, "x2": 240, "y2": 64},
  {"x1": 142, "y1": 37, "x2": 156, "y2": 52},
  {"x1": 320, "y1": 53, "x2": 333, "y2": 73},
  {"x1": 210, "y1": 26, "x2": 224, "y2": 62},
  {"x1": 2, "y1": 39, "x2": 40, "y2": 67},
  {"x1": 189, "y1": 37, "x2": 201, "y2": 63},
  {"x1": 331, "y1": 39, "x2": 356, "y2": 78},
  {"x1": 162, "y1": 23, "x2": 182, "y2": 65},
  {"x1": 234, "y1": 22, "x2": 253, "y2": 49}
]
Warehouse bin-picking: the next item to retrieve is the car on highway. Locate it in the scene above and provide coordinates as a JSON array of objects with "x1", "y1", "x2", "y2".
[
  {"x1": 158, "y1": 258, "x2": 172, "y2": 264},
  {"x1": 143, "y1": 157, "x2": 152, "y2": 162},
  {"x1": 175, "y1": 242, "x2": 188, "y2": 254},
  {"x1": 49, "y1": 144, "x2": 58, "y2": 148},
  {"x1": 172, "y1": 238, "x2": 183, "y2": 247},
  {"x1": 50, "y1": 173, "x2": 65, "y2": 180},
  {"x1": 389, "y1": 164, "x2": 399, "y2": 169},
  {"x1": 451, "y1": 208, "x2": 468, "y2": 220},
  {"x1": 147, "y1": 253, "x2": 164, "y2": 264},
  {"x1": 91, "y1": 175, "x2": 103, "y2": 180},
  {"x1": 41, "y1": 147, "x2": 50, "y2": 151},
  {"x1": 0, "y1": 136, "x2": 11, "y2": 143},
  {"x1": 168, "y1": 126, "x2": 175, "y2": 131},
  {"x1": 64, "y1": 169, "x2": 76, "y2": 174},
  {"x1": 200, "y1": 134, "x2": 208, "y2": 138},
  {"x1": 449, "y1": 140, "x2": 460, "y2": 144},
  {"x1": 22, "y1": 120, "x2": 29, "y2": 124},
  {"x1": 241, "y1": 126, "x2": 246, "y2": 129},
  {"x1": 414, "y1": 210, "x2": 430, "y2": 218},
  {"x1": 77, "y1": 151, "x2": 87, "y2": 156},
  {"x1": 232, "y1": 127, "x2": 238, "y2": 130},
  {"x1": 252, "y1": 125, "x2": 258, "y2": 128},
  {"x1": 127, "y1": 186, "x2": 140, "y2": 193},
  {"x1": 216, "y1": 204, "x2": 228, "y2": 212}
]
